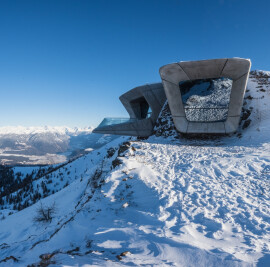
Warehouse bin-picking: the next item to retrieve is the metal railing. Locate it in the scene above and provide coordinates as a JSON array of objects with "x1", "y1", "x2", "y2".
[
  {"x1": 184, "y1": 107, "x2": 229, "y2": 109},
  {"x1": 184, "y1": 106, "x2": 229, "y2": 122}
]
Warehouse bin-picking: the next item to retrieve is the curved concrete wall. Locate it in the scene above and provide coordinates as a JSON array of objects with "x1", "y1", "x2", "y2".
[
  {"x1": 159, "y1": 58, "x2": 251, "y2": 134},
  {"x1": 93, "y1": 83, "x2": 166, "y2": 137}
]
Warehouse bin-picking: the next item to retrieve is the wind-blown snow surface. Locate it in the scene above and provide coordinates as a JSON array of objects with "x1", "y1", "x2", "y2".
[{"x1": 0, "y1": 71, "x2": 269, "y2": 266}]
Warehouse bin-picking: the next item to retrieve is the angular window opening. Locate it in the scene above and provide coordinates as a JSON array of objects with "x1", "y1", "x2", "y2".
[
  {"x1": 179, "y1": 77, "x2": 233, "y2": 122},
  {"x1": 130, "y1": 97, "x2": 152, "y2": 119}
]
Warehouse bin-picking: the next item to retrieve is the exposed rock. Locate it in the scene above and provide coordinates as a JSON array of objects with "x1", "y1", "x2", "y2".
[
  {"x1": 120, "y1": 251, "x2": 131, "y2": 256},
  {"x1": 0, "y1": 255, "x2": 18, "y2": 263},
  {"x1": 242, "y1": 119, "x2": 251, "y2": 130},
  {"x1": 153, "y1": 101, "x2": 178, "y2": 138},
  {"x1": 106, "y1": 147, "x2": 116, "y2": 158},
  {"x1": 118, "y1": 142, "x2": 131, "y2": 156},
  {"x1": 112, "y1": 158, "x2": 123, "y2": 169}
]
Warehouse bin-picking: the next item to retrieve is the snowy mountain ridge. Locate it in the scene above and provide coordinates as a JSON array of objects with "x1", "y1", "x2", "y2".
[
  {"x1": 0, "y1": 126, "x2": 93, "y2": 135},
  {"x1": 0, "y1": 70, "x2": 269, "y2": 266}
]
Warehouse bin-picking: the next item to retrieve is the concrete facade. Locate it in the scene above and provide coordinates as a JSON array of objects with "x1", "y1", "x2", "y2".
[
  {"x1": 159, "y1": 58, "x2": 251, "y2": 134},
  {"x1": 93, "y1": 83, "x2": 166, "y2": 137}
]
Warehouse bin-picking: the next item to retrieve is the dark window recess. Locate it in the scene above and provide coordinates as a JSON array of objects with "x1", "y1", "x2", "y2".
[
  {"x1": 131, "y1": 97, "x2": 152, "y2": 119},
  {"x1": 140, "y1": 100, "x2": 150, "y2": 119}
]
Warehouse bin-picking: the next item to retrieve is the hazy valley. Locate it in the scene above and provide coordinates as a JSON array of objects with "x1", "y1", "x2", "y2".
[{"x1": 0, "y1": 126, "x2": 117, "y2": 166}]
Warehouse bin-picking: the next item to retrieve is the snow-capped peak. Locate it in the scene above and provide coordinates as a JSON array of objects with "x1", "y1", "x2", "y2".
[{"x1": 0, "y1": 126, "x2": 93, "y2": 135}]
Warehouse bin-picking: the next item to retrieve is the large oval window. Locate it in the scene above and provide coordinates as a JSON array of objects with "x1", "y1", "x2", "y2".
[{"x1": 179, "y1": 77, "x2": 233, "y2": 122}]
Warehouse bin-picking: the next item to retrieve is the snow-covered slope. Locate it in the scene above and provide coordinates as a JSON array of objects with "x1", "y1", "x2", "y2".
[
  {"x1": 0, "y1": 71, "x2": 269, "y2": 266},
  {"x1": 0, "y1": 126, "x2": 117, "y2": 165}
]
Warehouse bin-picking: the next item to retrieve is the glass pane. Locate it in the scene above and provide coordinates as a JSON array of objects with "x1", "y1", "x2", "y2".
[
  {"x1": 179, "y1": 77, "x2": 233, "y2": 122},
  {"x1": 147, "y1": 107, "x2": 152, "y2": 118},
  {"x1": 97, "y1": 118, "x2": 137, "y2": 128}
]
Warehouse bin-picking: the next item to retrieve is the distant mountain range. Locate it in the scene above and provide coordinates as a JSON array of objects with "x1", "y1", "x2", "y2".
[{"x1": 0, "y1": 126, "x2": 118, "y2": 166}]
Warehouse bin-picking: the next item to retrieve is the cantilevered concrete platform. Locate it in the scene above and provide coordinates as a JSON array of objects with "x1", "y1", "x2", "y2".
[
  {"x1": 159, "y1": 58, "x2": 251, "y2": 134},
  {"x1": 93, "y1": 83, "x2": 166, "y2": 137}
]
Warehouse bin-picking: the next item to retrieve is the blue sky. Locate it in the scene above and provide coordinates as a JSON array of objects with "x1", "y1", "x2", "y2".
[{"x1": 0, "y1": 0, "x2": 269, "y2": 127}]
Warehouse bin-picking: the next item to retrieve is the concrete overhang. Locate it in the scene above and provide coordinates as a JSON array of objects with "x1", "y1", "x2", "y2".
[
  {"x1": 93, "y1": 83, "x2": 166, "y2": 137},
  {"x1": 159, "y1": 58, "x2": 251, "y2": 134}
]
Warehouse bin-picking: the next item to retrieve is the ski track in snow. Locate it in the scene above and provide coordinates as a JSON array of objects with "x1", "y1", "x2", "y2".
[{"x1": 0, "y1": 71, "x2": 269, "y2": 266}]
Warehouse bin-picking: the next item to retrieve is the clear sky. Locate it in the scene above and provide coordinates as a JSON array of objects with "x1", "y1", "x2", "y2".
[{"x1": 0, "y1": 0, "x2": 269, "y2": 127}]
